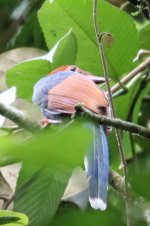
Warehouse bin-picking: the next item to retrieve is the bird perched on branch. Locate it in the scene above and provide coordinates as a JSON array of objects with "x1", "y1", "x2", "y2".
[{"x1": 32, "y1": 65, "x2": 110, "y2": 210}]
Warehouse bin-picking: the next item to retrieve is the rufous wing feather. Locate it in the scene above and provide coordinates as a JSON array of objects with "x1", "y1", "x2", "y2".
[{"x1": 48, "y1": 74, "x2": 108, "y2": 114}]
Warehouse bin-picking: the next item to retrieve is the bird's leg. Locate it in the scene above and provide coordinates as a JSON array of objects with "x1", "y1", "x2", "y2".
[{"x1": 41, "y1": 118, "x2": 62, "y2": 128}]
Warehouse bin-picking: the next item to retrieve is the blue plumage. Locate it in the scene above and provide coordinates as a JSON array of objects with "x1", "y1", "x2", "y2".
[
  {"x1": 32, "y1": 71, "x2": 74, "y2": 119},
  {"x1": 32, "y1": 71, "x2": 73, "y2": 110},
  {"x1": 84, "y1": 125, "x2": 109, "y2": 210}
]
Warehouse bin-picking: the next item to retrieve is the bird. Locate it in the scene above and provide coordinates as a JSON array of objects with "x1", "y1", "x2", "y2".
[{"x1": 32, "y1": 65, "x2": 110, "y2": 211}]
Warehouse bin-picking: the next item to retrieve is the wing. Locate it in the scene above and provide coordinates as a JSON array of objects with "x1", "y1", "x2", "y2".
[{"x1": 48, "y1": 74, "x2": 108, "y2": 114}]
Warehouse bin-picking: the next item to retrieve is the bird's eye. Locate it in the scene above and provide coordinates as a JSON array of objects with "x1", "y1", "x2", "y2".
[{"x1": 69, "y1": 65, "x2": 77, "y2": 72}]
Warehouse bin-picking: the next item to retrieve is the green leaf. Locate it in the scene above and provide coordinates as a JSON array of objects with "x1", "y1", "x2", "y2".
[
  {"x1": 0, "y1": 210, "x2": 28, "y2": 226},
  {"x1": 109, "y1": 78, "x2": 144, "y2": 165},
  {"x1": 0, "y1": 122, "x2": 91, "y2": 226},
  {"x1": 0, "y1": 0, "x2": 20, "y2": 9},
  {"x1": 129, "y1": 152, "x2": 150, "y2": 201},
  {"x1": 0, "y1": 216, "x2": 20, "y2": 225},
  {"x1": 7, "y1": 59, "x2": 50, "y2": 100},
  {"x1": 0, "y1": 122, "x2": 91, "y2": 168},
  {"x1": 134, "y1": 88, "x2": 150, "y2": 152},
  {"x1": 139, "y1": 23, "x2": 150, "y2": 50},
  {"x1": 133, "y1": 81, "x2": 150, "y2": 123},
  {"x1": 132, "y1": 172, "x2": 150, "y2": 201},
  {"x1": 50, "y1": 202, "x2": 125, "y2": 226},
  {"x1": 116, "y1": 80, "x2": 150, "y2": 159},
  {"x1": 14, "y1": 164, "x2": 71, "y2": 226},
  {"x1": 38, "y1": 0, "x2": 139, "y2": 79},
  {"x1": 6, "y1": 30, "x2": 76, "y2": 100},
  {"x1": 52, "y1": 29, "x2": 77, "y2": 69}
]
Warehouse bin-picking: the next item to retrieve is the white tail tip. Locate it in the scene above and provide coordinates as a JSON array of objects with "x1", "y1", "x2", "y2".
[{"x1": 89, "y1": 197, "x2": 107, "y2": 211}]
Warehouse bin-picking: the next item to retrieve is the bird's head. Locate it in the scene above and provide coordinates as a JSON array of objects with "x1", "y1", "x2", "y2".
[{"x1": 49, "y1": 65, "x2": 105, "y2": 84}]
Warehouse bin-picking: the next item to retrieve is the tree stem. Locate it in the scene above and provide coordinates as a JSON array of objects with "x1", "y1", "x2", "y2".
[
  {"x1": 0, "y1": 103, "x2": 41, "y2": 133},
  {"x1": 93, "y1": 1, "x2": 130, "y2": 225}
]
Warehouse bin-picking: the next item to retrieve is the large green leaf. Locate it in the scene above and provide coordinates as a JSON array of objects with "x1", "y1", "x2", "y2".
[
  {"x1": 0, "y1": 122, "x2": 91, "y2": 225},
  {"x1": 38, "y1": 0, "x2": 139, "y2": 79},
  {"x1": 14, "y1": 164, "x2": 70, "y2": 226},
  {"x1": 6, "y1": 30, "x2": 76, "y2": 100},
  {"x1": 50, "y1": 200, "x2": 126, "y2": 226},
  {"x1": 0, "y1": 122, "x2": 91, "y2": 168}
]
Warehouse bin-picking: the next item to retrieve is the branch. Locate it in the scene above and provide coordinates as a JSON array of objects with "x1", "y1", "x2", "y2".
[
  {"x1": 109, "y1": 169, "x2": 125, "y2": 194},
  {"x1": 0, "y1": 100, "x2": 149, "y2": 139},
  {"x1": 0, "y1": 103, "x2": 41, "y2": 133},
  {"x1": 111, "y1": 57, "x2": 150, "y2": 94},
  {"x1": 75, "y1": 105, "x2": 150, "y2": 139},
  {"x1": 0, "y1": 102, "x2": 149, "y2": 139}
]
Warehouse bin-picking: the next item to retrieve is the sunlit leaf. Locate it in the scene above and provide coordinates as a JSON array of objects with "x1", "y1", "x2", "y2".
[
  {"x1": 0, "y1": 210, "x2": 28, "y2": 226},
  {"x1": 38, "y1": 0, "x2": 139, "y2": 79}
]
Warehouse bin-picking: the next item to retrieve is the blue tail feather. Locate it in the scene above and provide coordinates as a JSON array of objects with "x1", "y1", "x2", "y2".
[{"x1": 84, "y1": 125, "x2": 109, "y2": 210}]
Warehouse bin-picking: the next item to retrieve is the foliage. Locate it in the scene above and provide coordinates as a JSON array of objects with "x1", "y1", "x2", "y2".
[
  {"x1": 0, "y1": 210, "x2": 28, "y2": 226},
  {"x1": 0, "y1": 0, "x2": 150, "y2": 226}
]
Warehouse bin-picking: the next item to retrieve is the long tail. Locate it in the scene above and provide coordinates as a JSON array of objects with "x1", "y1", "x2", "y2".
[{"x1": 84, "y1": 125, "x2": 109, "y2": 211}]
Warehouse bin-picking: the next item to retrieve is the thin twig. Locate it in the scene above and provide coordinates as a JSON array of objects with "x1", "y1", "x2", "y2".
[
  {"x1": 2, "y1": 193, "x2": 15, "y2": 210},
  {"x1": 112, "y1": 73, "x2": 142, "y2": 98},
  {"x1": 93, "y1": 1, "x2": 130, "y2": 225},
  {"x1": 0, "y1": 103, "x2": 41, "y2": 133},
  {"x1": 111, "y1": 57, "x2": 150, "y2": 94}
]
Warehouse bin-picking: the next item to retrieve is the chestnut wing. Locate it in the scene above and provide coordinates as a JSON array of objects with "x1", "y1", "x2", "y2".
[{"x1": 48, "y1": 74, "x2": 108, "y2": 114}]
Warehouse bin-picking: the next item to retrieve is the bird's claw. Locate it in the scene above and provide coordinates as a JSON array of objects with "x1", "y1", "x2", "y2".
[{"x1": 41, "y1": 118, "x2": 62, "y2": 128}]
